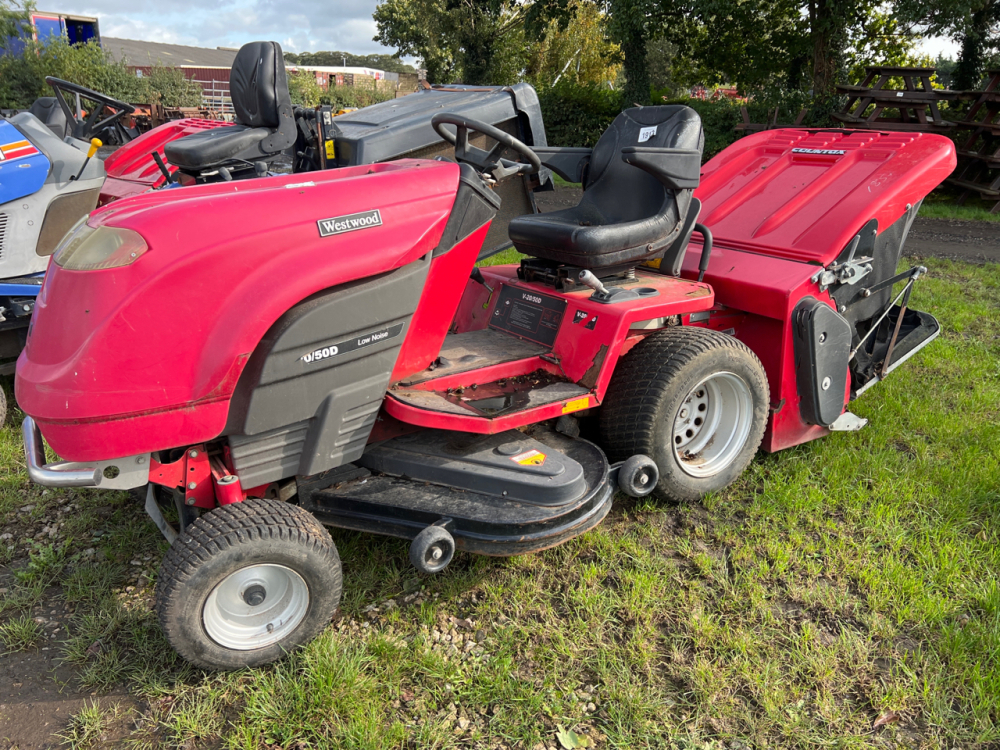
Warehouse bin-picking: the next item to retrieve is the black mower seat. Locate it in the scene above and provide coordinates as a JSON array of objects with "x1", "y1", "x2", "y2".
[
  {"x1": 509, "y1": 106, "x2": 704, "y2": 270},
  {"x1": 28, "y1": 97, "x2": 69, "y2": 139},
  {"x1": 164, "y1": 41, "x2": 295, "y2": 171},
  {"x1": 164, "y1": 126, "x2": 269, "y2": 168}
]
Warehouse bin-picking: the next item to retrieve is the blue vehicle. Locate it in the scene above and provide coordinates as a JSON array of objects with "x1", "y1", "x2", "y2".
[{"x1": 0, "y1": 79, "x2": 134, "y2": 422}]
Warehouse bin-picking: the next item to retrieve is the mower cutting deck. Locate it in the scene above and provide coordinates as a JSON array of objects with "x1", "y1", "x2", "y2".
[{"x1": 16, "y1": 99, "x2": 955, "y2": 669}]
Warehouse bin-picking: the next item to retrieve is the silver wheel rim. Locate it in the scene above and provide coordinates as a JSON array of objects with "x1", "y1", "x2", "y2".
[
  {"x1": 203, "y1": 564, "x2": 309, "y2": 650},
  {"x1": 672, "y1": 371, "x2": 754, "y2": 478}
]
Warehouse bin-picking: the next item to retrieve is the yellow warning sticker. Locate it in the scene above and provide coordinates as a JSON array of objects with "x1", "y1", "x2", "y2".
[
  {"x1": 562, "y1": 396, "x2": 590, "y2": 414},
  {"x1": 510, "y1": 449, "x2": 546, "y2": 466},
  {"x1": 325, "y1": 139, "x2": 336, "y2": 160}
]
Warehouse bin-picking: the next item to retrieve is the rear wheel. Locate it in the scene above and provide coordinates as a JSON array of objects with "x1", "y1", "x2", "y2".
[
  {"x1": 601, "y1": 327, "x2": 769, "y2": 502},
  {"x1": 155, "y1": 498, "x2": 341, "y2": 670}
]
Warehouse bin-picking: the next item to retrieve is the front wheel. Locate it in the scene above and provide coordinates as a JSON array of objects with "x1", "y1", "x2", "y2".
[
  {"x1": 601, "y1": 327, "x2": 769, "y2": 502},
  {"x1": 155, "y1": 498, "x2": 341, "y2": 670}
]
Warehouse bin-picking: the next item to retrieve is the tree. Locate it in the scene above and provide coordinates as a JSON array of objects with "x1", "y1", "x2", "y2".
[
  {"x1": 0, "y1": 0, "x2": 32, "y2": 49},
  {"x1": 607, "y1": 0, "x2": 649, "y2": 104},
  {"x1": 287, "y1": 70, "x2": 323, "y2": 106},
  {"x1": 373, "y1": 0, "x2": 458, "y2": 81},
  {"x1": 895, "y1": 0, "x2": 999, "y2": 90},
  {"x1": 952, "y1": 1, "x2": 999, "y2": 89},
  {"x1": 844, "y1": 7, "x2": 928, "y2": 84},
  {"x1": 145, "y1": 64, "x2": 203, "y2": 107},
  {"x1": 645, "y1": 0, "x2": 921, "y2": 98},
  {"x1": 0, "y1": 37, "x2": 201, "y2": 109},
  {"x1": 525, "y1": 1, "x2": 621, "y2": 89},
  {"x1": 374, "y1": 0, "x2": 527, "y2": 84},
  {"x1": 654, "y1": 0, "x2": 806, "y2": 92}
]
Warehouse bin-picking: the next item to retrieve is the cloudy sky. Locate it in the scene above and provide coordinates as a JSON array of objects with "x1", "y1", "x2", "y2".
[{"x1": 51, "y1": 0, "x2": 393, "y2": 55}]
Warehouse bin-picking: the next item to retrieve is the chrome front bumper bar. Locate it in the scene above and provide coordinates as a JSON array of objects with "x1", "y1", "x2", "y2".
[{"x1": 22, "y1": 416, "x2": 150, "y2": 489}]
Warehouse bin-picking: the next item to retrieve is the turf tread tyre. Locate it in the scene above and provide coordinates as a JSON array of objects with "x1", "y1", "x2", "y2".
[
  {"x1": 155, "y1": 498, "x2": 341, "y2": 670},
  {"x1": 600, "y1": 327, "x2": 768, "y2": 502}
]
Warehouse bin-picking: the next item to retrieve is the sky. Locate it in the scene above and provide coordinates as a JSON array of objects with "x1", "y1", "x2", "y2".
[
  {"x1": 49, "y1": 0, "x2": 394, "y2": 55},
  {"x1": 916, "y1": 35, "x2": 960, "y2": 60},
  {"x1": 44, "y1": 0, "x2": 962, "y2": 62}
]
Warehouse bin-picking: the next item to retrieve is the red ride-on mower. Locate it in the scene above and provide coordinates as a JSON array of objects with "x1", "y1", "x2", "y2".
[{"x1": 16, "y1": 106, "x2": 955, "y2": 670}]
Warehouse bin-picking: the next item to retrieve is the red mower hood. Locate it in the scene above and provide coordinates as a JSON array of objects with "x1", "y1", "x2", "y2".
[
  {"x1": 695, "y1": 129, "x2": 957, "y2": 264},
  {"x1": 17, "y1": 159, "x2": 460, "y2": 461}
]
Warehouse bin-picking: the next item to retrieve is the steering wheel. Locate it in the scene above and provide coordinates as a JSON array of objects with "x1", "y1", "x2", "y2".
[
  {"x1": 431, "y1": 113, "x2": 541, "y2": 181},
  {"x1": 45, "y1": 77, "x2": 136, "y2": 143}
]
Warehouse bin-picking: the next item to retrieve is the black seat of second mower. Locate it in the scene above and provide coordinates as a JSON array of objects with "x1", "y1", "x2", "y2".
[
  {"x1": 28, "y1": 97, "x2": 69, "y2": 139},
  {"x1": 164, "y1": 41, "x2": 295, "y2": 170},
  {"x1": 509, "y1": 106, "x2": 703, "y2": 270}
]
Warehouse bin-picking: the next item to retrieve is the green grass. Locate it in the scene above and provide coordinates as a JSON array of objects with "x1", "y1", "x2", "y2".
[
  {"x1": 0, "y1": 612, "x2": 42, "y2": 652},
  {"x1": 55, "y1": 700, "x2": 131, "y2": 749},
  {"x1": 918, "y1": 191, "x2": 1000, "y2": 222},
  {"x1": 550, "y1": 174, "x2": 581, "y2": 189},
  {"x1": 0, "y1": 257, "x2": 998, "y2": 748},
  {"x1": 478, "y1": 246, "x2": 524, "y2": 266}
]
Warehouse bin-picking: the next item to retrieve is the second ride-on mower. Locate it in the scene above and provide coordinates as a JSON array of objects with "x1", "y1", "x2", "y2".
[
  {"x1": 0, "y1": 77, "x2": 140, "y2": 387},
  {"x1": 16, "y1": 102, "x2": 955, "y2": 669}
]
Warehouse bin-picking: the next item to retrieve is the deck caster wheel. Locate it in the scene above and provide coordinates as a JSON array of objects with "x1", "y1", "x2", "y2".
[
  {"x1": 618, "y1": 454, "x2": 659, "y2": 497},
  {"x1": 601, "y1": 327, "x2": 769, "y2": 502},
  {"x1": 410, "y1": 525, "x2": 455, "y2": 574},
  {"x1": 154, "y1": 498, "x2": 342, "y2": 671}
]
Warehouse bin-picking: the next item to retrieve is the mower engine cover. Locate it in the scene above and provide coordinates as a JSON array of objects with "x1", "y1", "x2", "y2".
[
  {"x1": 694, "y1": 129, "x2": 955, "y2": 266},
  {"x1": 16, "y1": 158, "x2": 462, "y2": 461}
]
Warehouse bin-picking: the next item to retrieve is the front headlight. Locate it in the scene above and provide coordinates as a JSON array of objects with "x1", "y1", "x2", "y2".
[{"x1": 53, "y1": 223, "x2": 148, "y2": 271}]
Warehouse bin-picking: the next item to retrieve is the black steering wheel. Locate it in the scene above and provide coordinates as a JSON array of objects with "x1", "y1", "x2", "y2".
[
  {"x1": 45, "y1": 77, "x2": 136, "y2": 144},
  {"x1": 431, "y1": 113, "x2": 541, "y2": 181}
]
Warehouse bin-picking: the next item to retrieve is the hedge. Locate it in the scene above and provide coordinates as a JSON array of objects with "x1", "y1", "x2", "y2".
[
  {"x1": 537, "y1": 83, "x2": 827, "y2": 162},
  {"x1": 0, "y1": 38, "x2": 202, "y2": 110}
]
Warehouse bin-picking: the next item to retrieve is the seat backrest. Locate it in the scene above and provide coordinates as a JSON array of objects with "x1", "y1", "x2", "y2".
[
  {"x1": 230, "y1": 41, "x2": 291, "y2": 130},
  {"x1": 582, "y1": 106, "x2": 703, "y2": 224},
  {"x1": 28, "y1": 97, "x2": 68, "y2": 139}
]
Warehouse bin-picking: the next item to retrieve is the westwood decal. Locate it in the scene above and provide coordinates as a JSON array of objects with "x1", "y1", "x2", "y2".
[{"x1": 317, "y1": 209, "x2": 382, "y2": 237}]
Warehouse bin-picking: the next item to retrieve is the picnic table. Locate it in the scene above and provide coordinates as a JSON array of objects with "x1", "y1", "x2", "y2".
[
  {"x1": 832, "y1": 66, "x2": 959, "y2": 131},
  {"x1": 947, "y1": 70, "x2": 1000, "y2": 213},
  {"x1": 733, "y1": 106, "x2": 807, "y2": 135}
]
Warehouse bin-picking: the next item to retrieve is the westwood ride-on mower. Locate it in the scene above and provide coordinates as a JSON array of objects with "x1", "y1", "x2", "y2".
[
  {"x1": 0, "y1": 41, "x2": 550, "y2": 394},
  {"x1": 15, "y1": 95, "x2": 955, "y2": 669}
]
